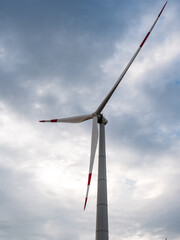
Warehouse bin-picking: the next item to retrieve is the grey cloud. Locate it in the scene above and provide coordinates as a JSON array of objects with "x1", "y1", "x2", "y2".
[{"x1": 0, "y1": 1, "x2": 180, "y2": 240}]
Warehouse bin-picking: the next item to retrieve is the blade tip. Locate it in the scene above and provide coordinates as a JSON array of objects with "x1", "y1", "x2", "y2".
[{"x1": 39, "y1": 120, "x2": 45, "y2": 122}]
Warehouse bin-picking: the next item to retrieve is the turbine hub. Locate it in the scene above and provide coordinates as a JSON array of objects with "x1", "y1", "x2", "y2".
[{"x1": 93, "y1": 113, "x2": 108, "y2": 124}]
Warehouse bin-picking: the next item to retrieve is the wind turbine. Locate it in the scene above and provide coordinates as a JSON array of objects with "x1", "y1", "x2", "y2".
[{"x1": 39, "y1": 2, "x2": 167, "y2": 240}]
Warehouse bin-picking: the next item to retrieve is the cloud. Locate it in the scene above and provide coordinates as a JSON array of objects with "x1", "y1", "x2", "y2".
[{"x1": 0, "y1": 1, "x2": 180, "y2": 240}]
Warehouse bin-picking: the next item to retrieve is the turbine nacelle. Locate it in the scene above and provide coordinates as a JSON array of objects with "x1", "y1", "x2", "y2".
[{"x1": 93, "y1": 113, "x2": 108, "y2": 124}]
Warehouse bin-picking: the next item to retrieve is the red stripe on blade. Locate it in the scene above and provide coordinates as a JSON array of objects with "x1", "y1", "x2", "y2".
[
  {"x1": 84, "y1": 197, "x2": 88, "y2": 210},
  {"x1": 39, "y1": 120, "x2": 45, "y2": 122},
  {"x1": 158, "y1": 1, "x2": 168, "y2": 18},
  {"x1": 140, "y1": 32, "x2": 150, "y2": 48},
  {"x1": 88, "y1": 173, "x2": 92, "y2": 186},
  {"x1": 51, "y1": 119, "x2": 58, "y2": 122}
]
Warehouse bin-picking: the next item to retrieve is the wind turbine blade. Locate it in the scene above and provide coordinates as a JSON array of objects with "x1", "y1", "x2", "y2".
[
  {"x1": 95, "y1": 1, "x2": 168, "y2": 114},
  {"x1": 39, "y1": 114, "x2": 93, "y2": 123},
  {"x1": 84, "y1": 116, "x2": 98, "y2": 210}
]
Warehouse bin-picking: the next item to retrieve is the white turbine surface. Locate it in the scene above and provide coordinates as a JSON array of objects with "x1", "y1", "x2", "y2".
[
  {"x1": 39, "y1": 2, "x2": 168, "y2": 240},
  {"x1": 84, "y1": 116, "x2": 98, "y2": 210}
]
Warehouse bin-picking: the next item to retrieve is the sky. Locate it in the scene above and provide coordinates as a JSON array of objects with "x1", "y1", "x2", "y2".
[{"x1": 0, "y1": 0, "x2": 180, "y2": 239}]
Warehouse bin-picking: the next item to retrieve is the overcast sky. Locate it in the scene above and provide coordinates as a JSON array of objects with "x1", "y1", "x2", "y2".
[{"x1": 0, "y1": 0, "x2": 180, "y2": 240}]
